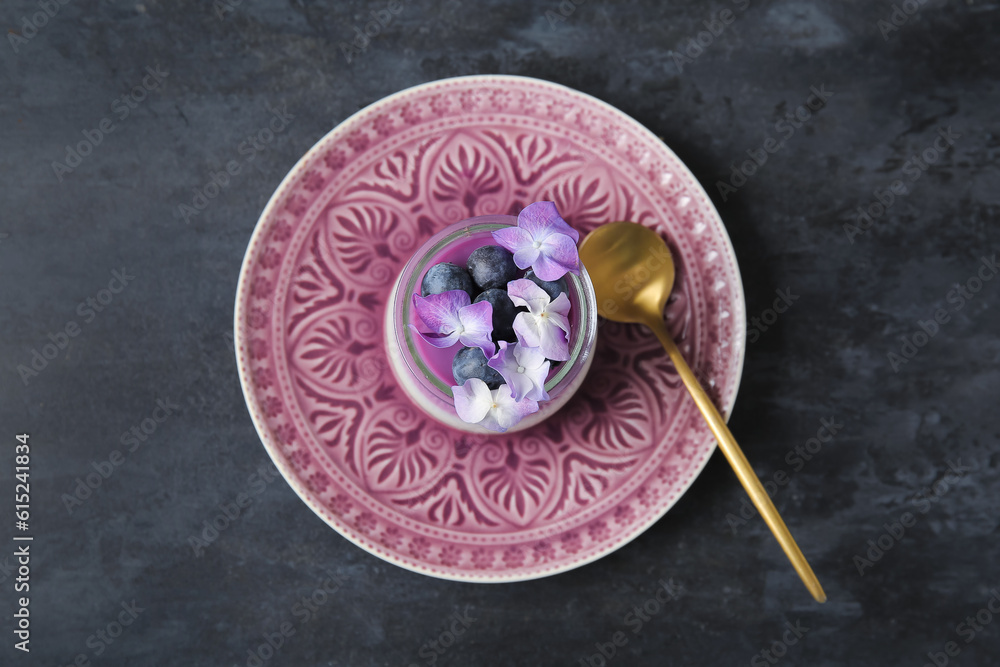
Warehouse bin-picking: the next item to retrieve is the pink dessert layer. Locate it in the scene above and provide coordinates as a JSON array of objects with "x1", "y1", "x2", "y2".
[{"x1": 410, "y1": 237, "x2": 578, "y2": 388}]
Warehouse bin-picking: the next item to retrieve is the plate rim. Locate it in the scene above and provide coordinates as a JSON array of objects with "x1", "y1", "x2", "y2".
[{"x1": 234, "y1": 74, "x2": 747, "y2": 582}]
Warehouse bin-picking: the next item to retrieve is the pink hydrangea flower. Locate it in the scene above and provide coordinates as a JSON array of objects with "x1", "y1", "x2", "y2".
[
  {"x1": 507, "y1": 279, "x2": 572, "y2": 361},
  {"x1": 409, "y1": 290, "x2": 494, "y2": 357},
  {"x1": 487, "y1": 341, "x2": 550, "y2": 402},
  {"x1": 452, "y1": 379, "x2": 539, "y2": 432},
  {"x1": 492, "y1": 201, "x2": 580, "y2": 281}
]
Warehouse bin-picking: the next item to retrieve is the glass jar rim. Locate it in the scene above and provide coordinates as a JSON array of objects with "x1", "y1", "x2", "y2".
[{"x1": 390, "y1": 215, "x2": 598, "y2": 404}]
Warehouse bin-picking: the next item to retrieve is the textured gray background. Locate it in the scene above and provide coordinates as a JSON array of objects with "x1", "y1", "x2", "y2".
[{"x1": 1, "y1": 0, "x2": 999, "y2": 665}]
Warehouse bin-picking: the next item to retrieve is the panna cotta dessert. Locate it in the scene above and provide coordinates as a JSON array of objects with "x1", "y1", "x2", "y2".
[{"x1": 384, "y1": 202, "x2": 597, "y2": 433}]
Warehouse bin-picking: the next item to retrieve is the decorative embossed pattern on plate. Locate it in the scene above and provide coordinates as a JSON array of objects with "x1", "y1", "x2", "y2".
[{"x1": 235, "y1": 75, "x2": 745, "y2": 581}]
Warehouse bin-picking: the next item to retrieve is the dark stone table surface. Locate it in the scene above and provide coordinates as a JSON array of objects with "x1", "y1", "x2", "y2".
[{"x1": 1, "y1": 0, "x2": 998, "y2": 665}]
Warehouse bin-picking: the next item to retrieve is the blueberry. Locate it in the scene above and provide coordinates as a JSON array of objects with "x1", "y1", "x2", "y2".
[
  {"x1": 421, "y1": 262, "x2": 475, "y2": 298},
  {"x1": 474, "y1": 288, "x2": 522, "y2": 343},
  {"x1": 467, "y1": 245, "x2": 518, "y2": 291},
  {"x1": 452, "y1": 346, "x2": 503, "y2": 389},
  {"x1": 525, "y1": 269, "x2": 568, "y2": 301}
]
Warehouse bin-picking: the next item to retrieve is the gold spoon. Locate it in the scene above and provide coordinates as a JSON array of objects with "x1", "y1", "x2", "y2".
[{"x1": 579, "y1": 221, "x2": 826, "y2": 604}]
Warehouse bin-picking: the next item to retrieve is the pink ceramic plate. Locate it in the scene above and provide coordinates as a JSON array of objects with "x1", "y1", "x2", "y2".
[{"x1": 235, "y1": 75, "x2": 745, "y2": 582}]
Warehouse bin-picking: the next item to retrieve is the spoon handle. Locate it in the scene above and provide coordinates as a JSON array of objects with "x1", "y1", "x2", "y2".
[{"x1": 647, "y1": 318, "x2": 827, "y2": 604}]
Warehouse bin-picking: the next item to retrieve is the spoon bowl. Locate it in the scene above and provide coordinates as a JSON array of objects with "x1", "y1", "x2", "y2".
[{"x1": 579, "y1": 221, "x2": 675, "y2": 326}]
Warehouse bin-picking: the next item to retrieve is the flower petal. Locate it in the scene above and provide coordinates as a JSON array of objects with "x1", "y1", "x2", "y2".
[
  {"x1": 492, "y1": 226, "x2": 535, "y2": 255},
  {"x1": 476, "y1": 411, "x2": 505, "y2": 432},
  {"x1": 533, "y1": 232, "x2": 580, "y2": 280},
  {"x1": 513, "y1": 343, "x2": 547, "y2": 370},
  {"x1": 511, "y1": 373, "x2": 537, "y2": 402},
  {"x1": 531, "y1": 254, "x2": 571, "y2": 282},
  {"x1": 407, "y1": 324, "x2": 461, "y2": 349},
  {"x1": 487, "y1": 341, "x2": 532, "y2": 401},
  {"x1": 452, "y1": 378, "x2": 493, "y2": 424},
  {"x1": 514, "y1": 313, "x2": 569, "y2": 361},
  {"x1": 458, "y1": 300, "x2": 495, "y2": 357},
  {"x1": 537, "y1": 320, "x2": 570, "y2": 361},
  {"x1": 524, "y1": 365, "x2": 550, "y2": 401},
  {"x1": 507, "y1": 278, "x2": 551, "y2": 315},
  {"x1": 517, "y1": 201, "x2": 580, "y2": 243},
  {"x1": 489, "y1": 384, "x2": 539, "y2": 431},
  {"x1": 547, "y1": 310, "x2": 571, "y2": 337},
  {"x1": 513, "y1": 344, "x2": 551, "y2": 401},
  {"x1": 512, "y1": 312, "x2": 543, "y2": 349},
  {"x1": 547, "y1": 292, "x2": 572, "y2": 317},
  {"x1": 512, "y1": 246, "x2": 541, "y2": 271},
  {"x1": 486, "y1": 340, "x2": 515, "y2": 374},
  {"x1": 412, "y1": 290, "x2": 469, "y2": 334},
  {"x1": 547, "y1": 293, "x2": 572, "y2": 336}
]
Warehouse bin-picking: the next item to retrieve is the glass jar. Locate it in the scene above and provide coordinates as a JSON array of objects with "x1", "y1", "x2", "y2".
[{"x1": 384, "y1": 214, "x2": 598, "y2": 433}]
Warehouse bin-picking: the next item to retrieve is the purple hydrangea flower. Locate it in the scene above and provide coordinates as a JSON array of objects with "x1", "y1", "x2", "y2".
[
  {"x1": 507, "y1": 279, "x2": 572, "y2": 361},
  {"x1": 492, "y1": 201, "x2": 581, "y2": 281},
  {"x1": 452, "y1": 378, "x2": 539, "y2": 432},
  {"x1": 487, "y1": 341, "x2": 550, "y2": 402},
  {"x1": 409, "y1": 290, "x2": 494, "y2": 357}
]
